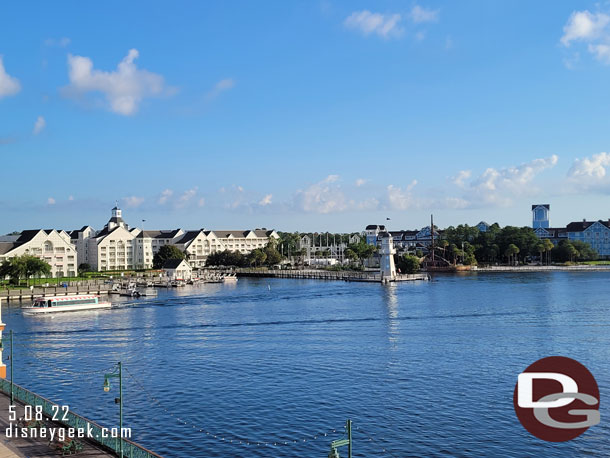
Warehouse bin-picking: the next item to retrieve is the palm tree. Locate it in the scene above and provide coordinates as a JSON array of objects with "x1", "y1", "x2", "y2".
[
  {"x1": 504, "y1": 244, "x2": 520, "y2": 266},
  {"x1": 543, "y1": 239, "x2": 554, "y2": 265}
]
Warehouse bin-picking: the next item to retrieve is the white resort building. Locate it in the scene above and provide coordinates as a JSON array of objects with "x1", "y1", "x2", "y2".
[
  {"x1": 0, "y1": 229, "x2": 78, "y2": 277},
  {"x1": 67, "y1": 206, "x2": 278, "y2": 271}
]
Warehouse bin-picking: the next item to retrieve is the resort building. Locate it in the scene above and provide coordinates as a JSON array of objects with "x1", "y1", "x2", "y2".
[
  {"x1": 366, "y1": 224, "x2": 440, "y2": 252},
  {"x1": 162, "y1": 259, "x2": 193, "y2": 281},
  {"x1": 566, "y1": 220, "x2": 610, "y2": 257},
  {"x1": 68, "y1": 206, "x2": 278, "y2": 271},
  {"x1": 532, "y1": 204, "x2": 550, "y2": 229},
  {"x1": 0, "y1": 229, "x2": 78, "y2": 277}
]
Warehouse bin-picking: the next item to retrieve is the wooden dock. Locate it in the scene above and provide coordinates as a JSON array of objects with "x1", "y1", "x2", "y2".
[{"x1": 220, "y1": 268, "x2": 429, "y2": 283}]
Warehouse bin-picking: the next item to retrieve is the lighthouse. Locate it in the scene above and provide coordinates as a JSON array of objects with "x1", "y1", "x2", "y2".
[{"x1": 378, "y1": 231, "x2": 397, "y2": 283}]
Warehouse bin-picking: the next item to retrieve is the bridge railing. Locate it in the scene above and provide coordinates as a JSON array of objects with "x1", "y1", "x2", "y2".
[{"x1": 0, "y1": 378, "x2": 163, "y2": 458}]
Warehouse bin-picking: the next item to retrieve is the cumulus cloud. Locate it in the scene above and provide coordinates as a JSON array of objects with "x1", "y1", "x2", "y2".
[
  {"x1": 259, "y1": 194, "x2": 273, "y2": 206},
  {"x1": 64, "y1": 49, "x2": 171, "y2": 115},
  {"x1": 206, "y1": 78, "x2": 235, "y2": 100},
  {"x1": 33, "y1": 116, "x2": 46, "y2": 135},
  {"x1": 344, "y1": 10, "x2": 403, "y2": 38},
  {"x1": 177, "y1": 187, "x2": 198, "y2": 208},
  {"x1": 561, "y1": 10, "x2": 610, "y2": 64},
  {"x1": 386, "y1": 180, "x2": 418, "y2": 210},
  {"x1": 461, "y1": 155, "x2": 558, "y2": 207},
  {"x1": 355, "y1": 178, "x2": 368, "y2": 187},
  {"x1": 0, "y1": 56, "x2": 21, "y2": 99},
  {"x1": 452, "y1": 170, "x2": 471, "y2": 187},
  {"x1": 158, "y1": 189, "x2": 173, "y2": 205},
  {"x1": 410, "y1": 5, "x2": 439, "y2": 24},
  {"x1": 295, "y1": 175, "x2": 349, "y2": 213},
  {"x1": 561, "y1": 11, "x2": 610, "y2": 46},
  {"x1": 123, "y1": 196, "x2": 145, "y2": 208},
  {"x1": 567, "y1": 152, "x2": 610, "y2": 189}
]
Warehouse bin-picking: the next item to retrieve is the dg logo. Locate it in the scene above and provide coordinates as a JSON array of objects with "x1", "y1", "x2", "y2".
[{"x1": 514, "y1": 356, "x2": 600, "y2": 441}]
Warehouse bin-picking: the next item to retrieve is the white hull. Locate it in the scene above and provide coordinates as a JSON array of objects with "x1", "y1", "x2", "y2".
[{"x1": 22, "y1": 302, "x2": 112, "y2": 314}]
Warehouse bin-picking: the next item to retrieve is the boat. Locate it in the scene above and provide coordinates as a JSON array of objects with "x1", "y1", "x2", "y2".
[
  {"x1": 222, "y1": 274, "x2": 238, "y2": 283},
  {"x1": 22, "y1": 295, "x2": 112, "y2": 314}
]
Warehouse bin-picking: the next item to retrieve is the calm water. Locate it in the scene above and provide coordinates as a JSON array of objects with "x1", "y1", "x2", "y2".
[{"x1": 6, "y1": 272, "x2": 610, "y2": 457}]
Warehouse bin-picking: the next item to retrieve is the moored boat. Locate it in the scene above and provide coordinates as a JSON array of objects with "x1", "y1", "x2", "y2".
[{"x1": 22, "y1": 295, "x2": 112, "y2": 314}]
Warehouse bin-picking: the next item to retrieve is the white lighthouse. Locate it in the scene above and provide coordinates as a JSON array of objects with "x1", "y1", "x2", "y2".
[{"x1": 378, "y1": 232, "x2": 397, "y2": 283}]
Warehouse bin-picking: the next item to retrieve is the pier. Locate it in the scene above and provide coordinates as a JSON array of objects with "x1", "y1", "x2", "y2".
[{"x1": 224, "y1": 268, "x2": 429, "y2": 282}]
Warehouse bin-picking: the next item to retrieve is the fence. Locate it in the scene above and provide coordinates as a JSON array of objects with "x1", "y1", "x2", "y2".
[{"x1": 0, "y1": 378, "x2": 163, "y2": 458}]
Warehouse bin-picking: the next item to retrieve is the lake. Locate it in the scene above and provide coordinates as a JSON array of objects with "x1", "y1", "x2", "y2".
[{"x1": 7, "y1": 272, "x2": 610, "y2": 457}]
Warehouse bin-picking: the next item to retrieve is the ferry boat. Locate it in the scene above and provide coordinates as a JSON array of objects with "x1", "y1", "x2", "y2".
[{"x1": 22, "y1": 295, "x2": 112, "y2": 314}]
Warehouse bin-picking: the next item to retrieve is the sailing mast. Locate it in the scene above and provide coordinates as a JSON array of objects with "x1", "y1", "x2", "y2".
[{"x1": 431, "y1": 214, "x2": 435, "y2": 264}]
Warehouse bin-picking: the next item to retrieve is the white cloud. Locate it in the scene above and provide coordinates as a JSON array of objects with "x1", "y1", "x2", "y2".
[
  {"x1": 462, "y1": 155, "x2": 558, "y2": 207},
  {"x1": 0, "y1": 56, "x2": 21, "y2": 99},
  {"x1": 259, "y1": 194, "x2": 273, "y2": 206},
  {"x1": 452, "y1": 170, "x2": 472, "y2": 187},
  {"x1": 295, "y1": 175, "x2": 348, "y2": 213},
  {"x1": 123, "y1": 196, "x2": 145, "y2": 208},
  {"x1": 177, "y1": 187, "x2": 198, "y2": 208},
  {"x1": 355, "y1": 178, "x2": 368, "y2": 187},
  {"x1": 206, "y1": 78, "x2": 235, "y2": 100},
  {"x1": 386, "y1": 180, "x2": 418, "y2": 210},
  {"x1": 344, "y1": 10, "x2": 403, "y2": 38},
  {"x1": 33, "y1": 116, "x2": 46, "y2": 135},
  {"x1": 47, "y1": 197, "x2": 56, "y2": 205},
  {"x1": 158, "y1": 189, "x2": 173, "y2": 204},
  {"x1": 561, "y1": 10, "x2": 610, "y2": 64},
  {"x1": 64, "y1": 49, "x2": 170, "y2": 115},
  {"x1": 561, "y1": 11, "x2": 610, "y2": 46},
  {"x1": 410, "y1": 5, "x2": 439, "y2": 24},
  {"x1": 568, "y1": 152, "x2": 610, "y2": 180},
  {"x1": 44, "y1": 37, "x2": 71, "y2": 47}
]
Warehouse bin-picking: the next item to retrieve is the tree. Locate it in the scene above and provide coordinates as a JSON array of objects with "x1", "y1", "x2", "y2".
[
  {"x1": 78, "y1": 263, "x2": 92, "y2": 274},
  {"x1": 504, "y1": 244, "x2": 520, "y2": 265},
  {"x1": 395, "y1": 254, "x2": 420, "y2": 274},
  {"x1": 247, "y1": 249, "x2": 267, "y2": 267},
  {"x1": 0, "y1": 255, "x2": 51, "y2": 286},
  {"x1": 153, "y1": 245, "x2": 185, "y2": 269},
  {"x1": 543, "y1": 239, "x2": 554, "y2": 265},
  {"x1": 24, "y1": 256, "x2": 51, "y2": 285},
  {"x1": 264, "y1": 242, "x2": 283, "y2": 266}
]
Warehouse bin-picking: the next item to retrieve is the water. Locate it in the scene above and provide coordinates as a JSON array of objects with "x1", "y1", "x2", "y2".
[{"x1": 6, "y1": 272, "x2": 610, "y2": 457}]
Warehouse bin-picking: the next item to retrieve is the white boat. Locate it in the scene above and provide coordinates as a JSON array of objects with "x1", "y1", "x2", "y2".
[
  {"x1": 222, "y1": 274, "x2": 238, "y2": 282},
  {"x1": 22, "y1": 295, "x2": 112, "y2": 314}
]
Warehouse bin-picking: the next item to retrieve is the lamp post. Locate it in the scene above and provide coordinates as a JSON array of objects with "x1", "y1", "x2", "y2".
[{"x1": 103, "y1": 362, "x2": 123, "y2": 457}]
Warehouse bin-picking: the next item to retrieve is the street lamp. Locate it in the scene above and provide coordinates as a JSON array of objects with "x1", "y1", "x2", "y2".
[{"x1": 103, "y1": 362, "x2": 123, "y2": 458}]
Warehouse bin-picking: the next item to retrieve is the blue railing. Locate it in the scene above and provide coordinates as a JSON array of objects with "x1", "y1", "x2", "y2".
[{"x1": 0, "y1": 378, "x2": 163, "y2": 458}]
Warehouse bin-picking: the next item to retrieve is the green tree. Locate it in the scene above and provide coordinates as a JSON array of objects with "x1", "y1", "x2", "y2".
[
  {"x1": 543, "y1": 239, "x2": 554, "y2": 265},
  {"x1": 78, "y1": 263, "x2": 92, "y2": 274},
  {"x1": 264, "y1": 241, "x2": 283, "y2": 266},
  {"x1": 0, "y1": 255, "x2": 51, "y2": 286},
  {"x1": 247, "y1": 249, "x2": 267, "y2": 267},
  {"x1": 24, "y1": 255, "x2": 51, "y2": 285},
  {"x1": 504, "y1": 244, "x2": 520, "y2": 265},
  {"x1": 395, "y1": 254, "x2": 420, "y2": 273},
  {"x1": 153, "y1": 245, "x2": 185, "y2": 269}
]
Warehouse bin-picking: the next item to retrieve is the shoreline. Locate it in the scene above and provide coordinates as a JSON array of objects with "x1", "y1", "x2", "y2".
[{"x1": 472, "y1": 265, "x2": 610, "y2": 272}]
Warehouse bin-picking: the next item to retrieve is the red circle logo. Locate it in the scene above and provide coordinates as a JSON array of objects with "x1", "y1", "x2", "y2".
[{"x1": 513, "y1": 356, "x2": 600, "y2": 441}]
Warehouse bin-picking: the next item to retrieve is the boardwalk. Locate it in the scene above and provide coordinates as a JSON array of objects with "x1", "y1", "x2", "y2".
[
  {"x1": 223, "y1": 268, "x2": 429, "y2": 282},
  {"x1": 0, "y1": 390, "x2": 115, "y2": 457}
]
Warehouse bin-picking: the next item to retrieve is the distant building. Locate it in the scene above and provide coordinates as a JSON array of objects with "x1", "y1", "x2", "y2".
[
  {"x1": 566, "y1": 220, "x2": 610, "y2": 257},
  {"x1": 533, "y1": 226, "x2": 568, "y2": 246},
  {"x1": 476, "y1": 221, "x2": 490, "y2": 233},
  {"x1": 532, "y1": 204, "x2": 550, "y2": 229},
  {"x1": 0, "y1": 229, "x2": 78, "y2": 277},
  {"x1": 162, "y1": 259, "x2": 192, "y2": 281},
  {"x1": 365, "y1": 225, "x2": 386, "y2": 245},
  {"x1": 69, "y1": 206, "x2": 278, "y2": 271}
]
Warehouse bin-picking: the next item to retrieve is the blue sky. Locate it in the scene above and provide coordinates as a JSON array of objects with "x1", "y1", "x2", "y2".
[{"x1": 2, "y1": 1, "x2": 610, "y2": 233}]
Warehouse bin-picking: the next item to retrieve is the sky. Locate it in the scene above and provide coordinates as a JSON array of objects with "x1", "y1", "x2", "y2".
[{"x1": 2, "y1": 1, "x2": 610, "y2": 234}]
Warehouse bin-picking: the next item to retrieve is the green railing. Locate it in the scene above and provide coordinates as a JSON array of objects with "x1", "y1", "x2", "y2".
[{"x1": 0, "y1": 378, "x2": 163, "y2": 458}]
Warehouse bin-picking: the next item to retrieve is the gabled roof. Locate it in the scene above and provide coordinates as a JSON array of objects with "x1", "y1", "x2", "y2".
[
  {"x1": 162, "y1": 258, "x2": 189, "y2": 269},
  {"x1": 0, "y1": 242, "x2": 17, "y2": 255},
  {"x1": 136, "y1": 229, "x2": 182, "y2": 239},
  {"x1": 175, "y1": 230, "x2": 204, "y2": 245},
  {"x1": 532, "y1": 204, "x2": 550, "y2": 210},
  {"x1": 566, "y1": 220, "x2": 610, "y2": 232},
  {"x1": 16, "y1": 230, "x2": 43, "y2": 243}
]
